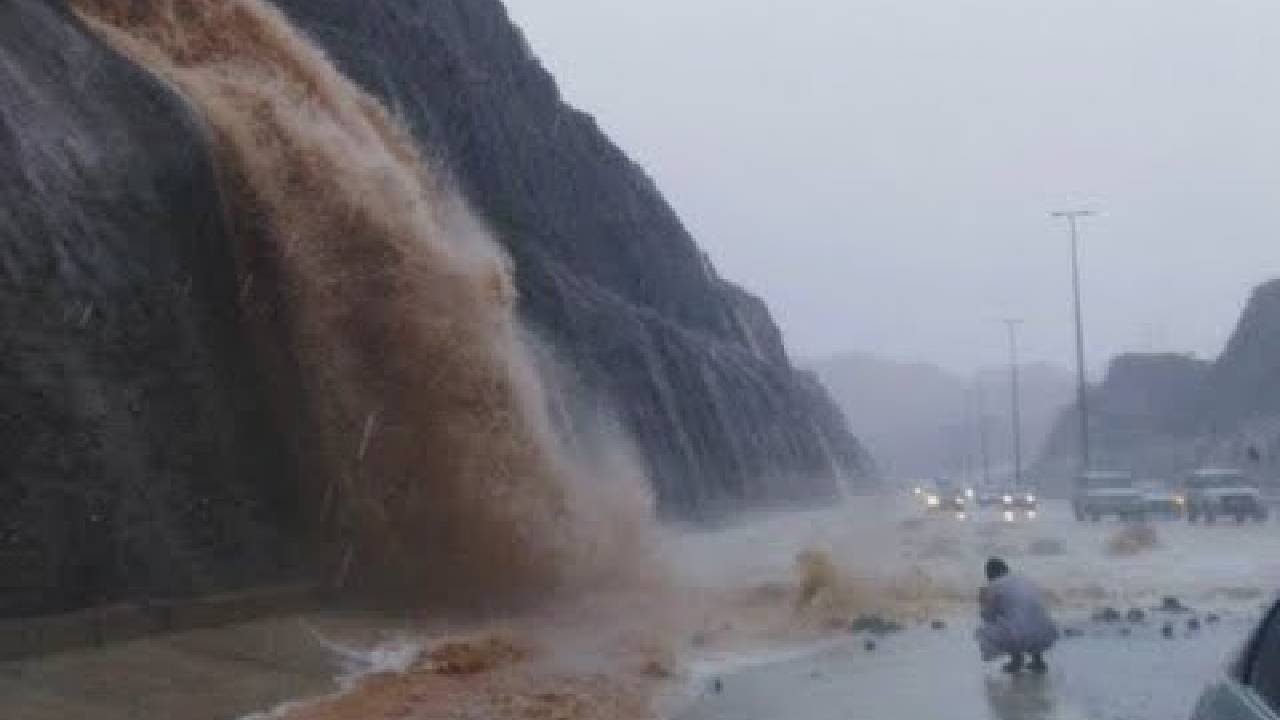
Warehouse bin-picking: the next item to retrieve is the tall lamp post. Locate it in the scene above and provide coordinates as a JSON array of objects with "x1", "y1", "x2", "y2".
[
  {"x1": 1051, "y1": 209, "x2": 1097, "y2": 475},
  {"x1": 1004, "y1": 319, "x2": 1024, "y2": 490},
  {"x1": 975, "y1": 380, "x2": 992, "y2": 487}
]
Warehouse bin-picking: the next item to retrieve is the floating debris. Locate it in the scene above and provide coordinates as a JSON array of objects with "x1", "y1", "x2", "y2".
[
  {"x1": 1093, "y1": 607, "x2": 1122, "y2": 623},
  {"x1": 849, "y1": 615, "x2": 904, "y2": 636}
]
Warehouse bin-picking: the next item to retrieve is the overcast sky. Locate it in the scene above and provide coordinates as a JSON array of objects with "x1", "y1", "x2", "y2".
[{"x1": 505, "y1": 0, "x2": 1280, "y2": 376}]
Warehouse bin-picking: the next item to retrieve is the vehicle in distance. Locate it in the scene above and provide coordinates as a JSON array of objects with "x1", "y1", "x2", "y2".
[
  {"x1": 1184, "y1": 469, "x2": 1268, "y2": 523},
  {"x1": 1072, "y1": 470, "x2": 1145, "y2": 522},
  {"x1": 1191, "y1": 596, "x2": 1280, "y2": 720},
  {"x1": 915, "y1": 479, "x2": 969, "y2": 518},
  {"x1": 998, "y1": 488, "x2": 1039, "y2": 521},
  {"x1": 1138, "y1": 479, "x2": 1185, "y2": 520},
  {"x1": 975, "y1": 487, "x2": 1006, "y2": 508}
]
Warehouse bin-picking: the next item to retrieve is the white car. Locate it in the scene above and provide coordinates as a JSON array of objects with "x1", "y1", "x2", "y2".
[{"x1": 1192, "y1": 598, "x2": 1280, "y2": 720}]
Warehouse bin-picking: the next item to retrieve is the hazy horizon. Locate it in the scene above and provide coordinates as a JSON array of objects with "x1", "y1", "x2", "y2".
[{"x1": 506, "y1": 0, "x2": 1280, "y2": 376}]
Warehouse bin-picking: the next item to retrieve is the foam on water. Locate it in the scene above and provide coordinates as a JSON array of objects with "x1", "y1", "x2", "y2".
[{"x1": 235, "y1": 624, "x2": 426, "y2": 720}]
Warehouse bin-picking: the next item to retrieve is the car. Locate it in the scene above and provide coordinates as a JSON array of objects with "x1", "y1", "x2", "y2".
[
  {"x1": 1191, "y1": 596, "x2": 1280, "y2": 720},
  {"x1": 1072, "y1": 470, "x2": 1146, "y2": 521},
  {"x1": 997, "y1": 488, "x2": 1039, "y2": 521},
  {"x1": 1184, "y1": 469, "x2": 1269, "y2": 524},
  {"x1": 1137, "y1": 480, "x2": 1186, "y2": 519},
  {"x1": 916, "y1": 479, "x2": 970, "y2": 518},
  {"x1": 975, "y1": 488, "x2": 1006, "y2": 508}
]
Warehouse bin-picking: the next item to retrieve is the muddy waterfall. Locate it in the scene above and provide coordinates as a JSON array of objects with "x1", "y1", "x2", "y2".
[{"x1": 0, "y1": 0, "x2": 872, "y2": 617}]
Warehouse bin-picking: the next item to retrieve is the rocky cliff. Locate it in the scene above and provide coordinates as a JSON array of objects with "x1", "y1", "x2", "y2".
[
  {"x1": 0, "y1": 1, "x2": 303, "y2": 617},
  {"x1": 1037, "y1": 279, "x2": 1280, "y2": 488},
  {"x1": 1203, "y1": 279, "x2": 1280, "y2": 426},
  {"x1": 1036, "y1": 353, "x2": 1209, "y2": 487},
  {"x1": 271, "y1": 0, "x2": 873, "y2": 515},
  {"x1": 0, "y1": 0, "x2": 870, "y2": 617}
]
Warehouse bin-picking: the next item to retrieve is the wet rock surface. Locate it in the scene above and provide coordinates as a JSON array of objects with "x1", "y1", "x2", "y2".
[
  {"x1": 272, "y1": 0, "x2": 877, "y2": 516},
  {"x1": 0, "y1": 0, "x2": 297, "y2": 617},
  {"x1": 0, "y1": 0, "x2": 878, "y2": 618}
]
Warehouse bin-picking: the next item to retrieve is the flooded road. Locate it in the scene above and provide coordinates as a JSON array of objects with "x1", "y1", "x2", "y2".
[
  {"x1": 678, "y1": 609, "x2": 1257, "y2": 720},
  {"x1": 671, "y1": 498, "x2": 1278, "y2": 720},
  {"x1": 3, "y1": 497, "x2": 1277, "y2": 720}
]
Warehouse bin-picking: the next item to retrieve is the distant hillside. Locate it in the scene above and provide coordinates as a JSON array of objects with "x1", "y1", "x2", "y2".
[
  {"x1": 808, "y1": 353, "x2": 1073, "y2": 483},
  {"x1": 1037, "y1": 279, "x2": 1280, "y2": 491},
  {"x1": 1204, "y1": 279, "x2": 1280, "y2": 424},
  {"x1": 1035, "y1": 353, "x2": 1210, "y2": 489}
]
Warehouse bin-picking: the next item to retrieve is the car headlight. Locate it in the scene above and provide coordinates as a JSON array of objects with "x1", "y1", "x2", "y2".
[
  {"x1": 1174, "y1": 496, "x2": 1185, "y2": 505},
  {"x1": 926, "y1": 495, "x2": 940, "y2": 507},
  {"x1": 1003, "y1": 494, "x2": 1014, "y2": 504}
]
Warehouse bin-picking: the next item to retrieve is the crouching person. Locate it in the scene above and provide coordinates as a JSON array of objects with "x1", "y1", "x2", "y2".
[{"x1": 977, "y1": 557, "x2": 1058, "y2": 673}]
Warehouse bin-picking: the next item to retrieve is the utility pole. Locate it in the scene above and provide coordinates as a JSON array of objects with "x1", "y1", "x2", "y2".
[
  {"x1": 1004, "y1": 319, "x2": 1024, "y2": 490},
  {"x1": 1051, "y1": 209, "x2": 1097, "y2": 475},
  {"x1": 975, "y1": 380, "x2": 992, "y2": 486}
]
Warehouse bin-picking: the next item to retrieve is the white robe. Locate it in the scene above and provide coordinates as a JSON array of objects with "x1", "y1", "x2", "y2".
[{"x1": 976, "y1": 574, "x2": 1059, "y2": 659}]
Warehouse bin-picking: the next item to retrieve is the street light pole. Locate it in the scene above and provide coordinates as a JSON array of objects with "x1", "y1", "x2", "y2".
[
  {"x1": 1051, "y1": 209, "x2": 1097, "y2": 475},
  {"x1": 1004, "y1": 319, "x2": 1024, "y2": 490},
  {"x1": 975, "y1": 380, "x2": 991, "y2": 486}
]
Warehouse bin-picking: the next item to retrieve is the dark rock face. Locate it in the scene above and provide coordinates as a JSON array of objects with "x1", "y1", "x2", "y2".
[
  {"x1": 1205, "y1": 279, "x2": 1280, "y2": 423},
  {"x1": 273, "y1": 0, "x2": 874, "y2": 514},
  {"x1": 0, "y1": 0, "x2": 871, "y2": 616},
  {"x1": 0, "y1": 1, "x2": 298, "y2": 616}
]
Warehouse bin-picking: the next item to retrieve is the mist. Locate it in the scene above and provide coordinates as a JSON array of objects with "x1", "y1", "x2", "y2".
[{"x1": 506, "y1": 0, "x2": 1280, "y2": 375}]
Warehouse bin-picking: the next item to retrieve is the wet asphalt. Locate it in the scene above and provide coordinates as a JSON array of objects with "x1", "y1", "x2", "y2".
[{"x1": 678, "y1": 609, "x2": 1259, "y2": 720}]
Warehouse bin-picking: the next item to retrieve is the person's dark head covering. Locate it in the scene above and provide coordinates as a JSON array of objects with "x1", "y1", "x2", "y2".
[{"x1": 985, "y1": 557, "x2": 1010, "y2": 581}]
